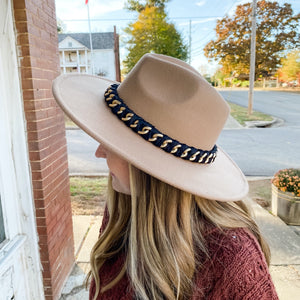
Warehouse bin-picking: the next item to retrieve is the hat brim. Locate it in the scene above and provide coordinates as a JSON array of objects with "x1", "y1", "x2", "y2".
[{"x1": 52, "y1": 74, "x2": 248, "y2": 201}]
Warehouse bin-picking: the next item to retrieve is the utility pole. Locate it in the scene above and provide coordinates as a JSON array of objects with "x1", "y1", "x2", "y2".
[
  {"x1": 114, "y1": 26, "x2": 121, "y2": 82},
  {"x1": 248, "y1": 0, "x2": 257, "y2": 115},
  {"x1": 86, "y1": 0, "x2": 95, "y2": 75},
  {"x1": 189, "y1": 19, "x2": 192, "y2": 64}
]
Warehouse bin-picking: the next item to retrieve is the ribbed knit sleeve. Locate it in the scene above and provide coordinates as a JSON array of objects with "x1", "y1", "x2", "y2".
[{"x1": 193, "y1": 228, "x2": 279, "y2": 299}]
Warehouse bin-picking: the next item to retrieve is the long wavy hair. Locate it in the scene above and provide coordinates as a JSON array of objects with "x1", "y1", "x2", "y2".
[{"x1": 87, "y1": 165, "x2": 270, "y2": 300}]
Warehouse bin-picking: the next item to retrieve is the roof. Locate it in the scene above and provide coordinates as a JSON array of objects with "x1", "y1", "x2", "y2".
[{"x1": 58, "y1": 32, "x2": 114, "y2": 50}]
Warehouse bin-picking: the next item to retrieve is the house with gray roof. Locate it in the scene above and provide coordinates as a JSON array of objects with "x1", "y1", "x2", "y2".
[{"x1": 58, "y1": 30, "x2": 120, "y2": 81}]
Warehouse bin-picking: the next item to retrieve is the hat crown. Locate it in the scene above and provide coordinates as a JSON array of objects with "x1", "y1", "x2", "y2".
[{"x1": 118, "y1": 53, "x2": 230, "y2": 150}]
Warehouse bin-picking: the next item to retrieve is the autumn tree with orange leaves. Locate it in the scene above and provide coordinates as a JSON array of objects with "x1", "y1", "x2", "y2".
[
  {"x1": 279, "y1": 49, "x2": 300, "y2": 84},
  {"x1": 204, "y1": 0, "x2": 300, "y2": 78}
]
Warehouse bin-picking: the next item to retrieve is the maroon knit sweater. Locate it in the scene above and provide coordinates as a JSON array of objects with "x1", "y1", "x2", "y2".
[{"x1": 89, "y1": 208, "x2": 279, "y2": 299}]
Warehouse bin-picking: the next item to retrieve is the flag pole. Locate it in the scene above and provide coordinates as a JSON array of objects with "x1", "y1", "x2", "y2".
[{"x1": 86, "y1": 0, "x2": 95, "y2": 75}]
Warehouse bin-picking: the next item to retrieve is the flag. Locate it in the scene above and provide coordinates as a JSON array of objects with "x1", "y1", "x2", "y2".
[{"x1": 85, "y1": 0, "x2": 88, "y2": 4}]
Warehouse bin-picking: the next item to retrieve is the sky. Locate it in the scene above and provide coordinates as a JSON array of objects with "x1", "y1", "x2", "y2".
[{"x1": 55, "y1": 0, "x2": 300, "y2": 75}]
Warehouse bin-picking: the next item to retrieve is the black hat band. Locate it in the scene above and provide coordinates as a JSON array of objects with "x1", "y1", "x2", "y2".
[{"x1": 104, "y1": 84, "x2": 217, "y2": 164}]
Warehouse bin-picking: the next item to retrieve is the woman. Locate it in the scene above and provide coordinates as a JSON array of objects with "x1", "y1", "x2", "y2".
[{"x1": 53, "y1": 53, "x2": 278, "y2": 299}]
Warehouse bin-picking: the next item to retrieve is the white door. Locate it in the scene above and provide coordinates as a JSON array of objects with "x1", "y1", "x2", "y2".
[{"x1": 0, "y1": 0, "x2": 44, "y2": 299}]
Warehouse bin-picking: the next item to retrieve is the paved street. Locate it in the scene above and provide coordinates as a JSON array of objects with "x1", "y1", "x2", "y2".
[
  {"x1": 217, "y1": 89, "x2": 300, "y2": 176},
  {"x1": 218, "y1": 127, "x2": 300, "y2": 176},
  {"x1": 219, "y1": 89, "x2": 300, "y2": 127},
  {"x1": 66, "y1": 129, "x2": 108, "y2": 175},
  {"x1": 66, "y1": 90, "x2": 300, "y2": 176},
  {"x1": 65, "y1": 115, "x2": 242, "y2": 175}
]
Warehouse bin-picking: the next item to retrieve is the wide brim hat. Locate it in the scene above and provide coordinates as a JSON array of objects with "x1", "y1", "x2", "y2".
[{"x1": 52, "y1": 53, "x2": 248, "y2": 201}]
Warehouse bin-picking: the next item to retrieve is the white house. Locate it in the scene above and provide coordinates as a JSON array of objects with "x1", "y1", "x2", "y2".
[{"x1": 58, "y1": 31, "x2": 120, "y2": 81}]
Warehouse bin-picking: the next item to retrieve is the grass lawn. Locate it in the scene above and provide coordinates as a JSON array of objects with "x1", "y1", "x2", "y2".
[
  {"x1": 70, "y1": 176, "x2": 108, "y2": 215},
  {"x1": 248, "y1": 179, "x2": 272, "y2": 211},
  {"x1": 69, "y1": 176, "x2": 273, "y2": 215},
  {"x1": 228, "y1": 101, "x2": 273, "y2": 126},
  {"x1": 65, "y1": 115, "x2": 78, "y2": 128}
]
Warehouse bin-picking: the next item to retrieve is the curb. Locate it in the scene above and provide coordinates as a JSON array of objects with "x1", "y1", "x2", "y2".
[
  {"x1": 245, "y1": 117, "x2": 284, "y2": 128},
  {"x1": 246, "y1": 176, "x2": 272, "y2": 181}
]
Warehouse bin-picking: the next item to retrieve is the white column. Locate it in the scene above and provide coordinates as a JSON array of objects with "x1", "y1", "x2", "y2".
[
  {"x1": 76, "y1": 50, "x2": 80, "y2": 73},
  {"x1": 62, "y1": 50, "x2": 66, "y2": 73},
  {"x1": 85, "y1": 49, "x2": 88, "y2": 74}
]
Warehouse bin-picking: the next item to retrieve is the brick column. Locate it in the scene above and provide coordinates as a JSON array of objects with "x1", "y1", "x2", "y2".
[{"x1": 13, "y1": 0, "x2": 74, "y2": 299}]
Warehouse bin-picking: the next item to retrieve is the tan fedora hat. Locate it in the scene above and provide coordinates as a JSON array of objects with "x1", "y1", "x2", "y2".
[{"x1": 52, "y1": 53, "x2": 248, "y2": 201}]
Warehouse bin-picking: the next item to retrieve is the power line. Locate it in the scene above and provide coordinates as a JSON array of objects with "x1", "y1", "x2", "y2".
[
  {"x1": 61, "y1": 16, "x2": 223, "y2": 22},
  {"x1": 192, "y1": 30, "x2": 215, "y2": 45},
  {"x1": 189, "y1": 0, "x2": 239, "y2": 62}
]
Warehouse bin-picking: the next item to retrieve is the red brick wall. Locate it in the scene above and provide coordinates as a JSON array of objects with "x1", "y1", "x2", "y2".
[{"x1": 13, "y1": 0, "x2": 74, "y2": 299}]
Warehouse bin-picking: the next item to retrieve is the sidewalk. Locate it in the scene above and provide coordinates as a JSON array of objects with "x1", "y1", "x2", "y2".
[
  {"x1": 59, "y1": 215, "x2": 102, "y2": 299},
  {"x1": 245, "y1": 197, "x2": 300, "y2": 300}
]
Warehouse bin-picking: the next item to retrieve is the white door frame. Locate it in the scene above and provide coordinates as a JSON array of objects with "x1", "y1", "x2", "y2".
[{"x1": 0, "y1": 0, "x2": 44, "y2": 299}]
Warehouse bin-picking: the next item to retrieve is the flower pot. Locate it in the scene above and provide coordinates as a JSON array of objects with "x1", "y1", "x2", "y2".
[{"x1": 271, "y1": 184, "x2": 300, "y2": 225}]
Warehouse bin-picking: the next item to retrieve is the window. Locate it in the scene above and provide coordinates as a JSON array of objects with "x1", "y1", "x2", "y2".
[
  {"x1": 68, "y1": 42, "x2": 72, "y2": 47},
  {"x1": 0, "y1": 195, "x2": 5, "y2": 244}
]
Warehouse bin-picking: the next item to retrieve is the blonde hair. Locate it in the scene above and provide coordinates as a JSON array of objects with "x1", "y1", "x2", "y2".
[{"x1": 87, "y1": 165, "x2": 270, "y2": 300}]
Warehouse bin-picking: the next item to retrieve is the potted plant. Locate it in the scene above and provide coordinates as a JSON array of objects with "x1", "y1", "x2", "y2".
[{"x1": 271, "y1": 168, "x2": 300, "y2": 225}]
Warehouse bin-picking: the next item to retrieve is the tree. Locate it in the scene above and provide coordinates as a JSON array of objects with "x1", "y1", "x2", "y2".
[
  {"x1": 123, "y1": 0, "x2": 188, "y2": 74},
  {"x1": 125, "y1": 0, "x2": 168, "y2": 12},
  {"x1": 57, "y1": 18, "x2": 66, "y2": 33},
  {"x1": 204, "y1": 0, "x2": 300, "y2": 78},
  {"x1": 279, "y1": 49, "x2": 300, "y2": 83}
]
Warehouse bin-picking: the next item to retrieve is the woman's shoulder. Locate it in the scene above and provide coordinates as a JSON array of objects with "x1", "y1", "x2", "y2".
[
  {"x1": 193, "y1": 226, "x2": 279, "y2": 299},
  {"x1": 201, "y1": 226, "x2": 268, "y2": 279},
  {"x1": 206, "y1": 226, "x2": 263, "y2": 260}
]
